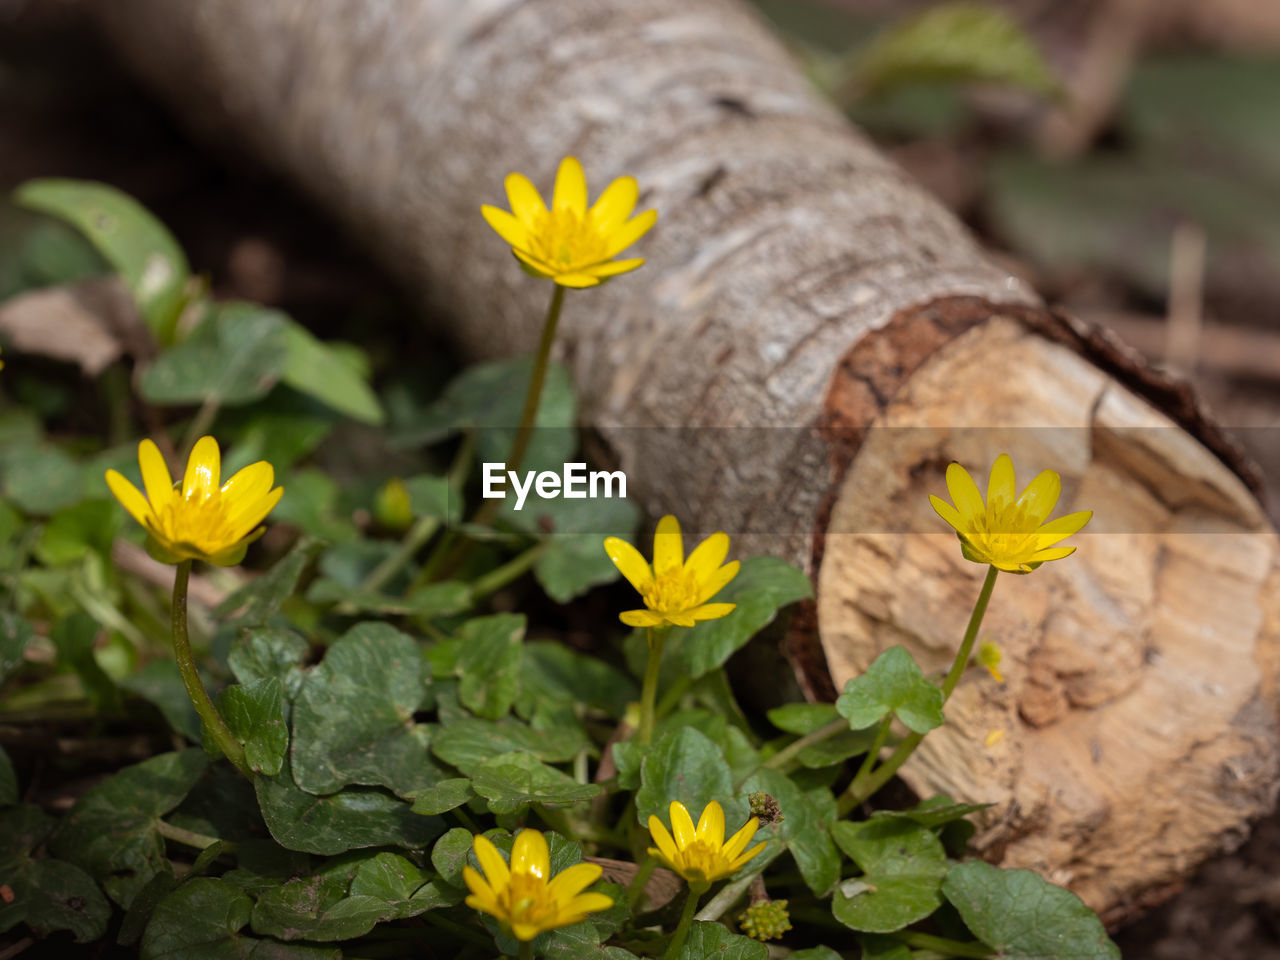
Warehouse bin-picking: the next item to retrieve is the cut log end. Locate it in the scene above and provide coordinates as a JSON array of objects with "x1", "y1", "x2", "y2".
[{"x1": 815, "y1": 315, "x2": 1280, "y2": 923}]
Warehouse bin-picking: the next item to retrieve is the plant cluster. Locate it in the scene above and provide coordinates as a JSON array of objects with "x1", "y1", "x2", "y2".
[{"x1": 0, "y1": 162, "x2": 1113, "y2": 959}]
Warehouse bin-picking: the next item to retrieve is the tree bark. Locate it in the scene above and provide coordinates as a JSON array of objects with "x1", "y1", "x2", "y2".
[{"x1": 95, "y1": 0, "x2": 1280, "y2": 923}]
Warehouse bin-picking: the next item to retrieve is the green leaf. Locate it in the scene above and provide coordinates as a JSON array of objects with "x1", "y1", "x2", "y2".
[
  {"x1": 269, "y1": 469, "x2": 357, "y2": 543},
  {"x1": 219, "y1": 540, "x2": 323, "y2": 629},
  {"x1": 401, "y1": 473, "x2": 455, "y2": 520},
  {"x1": 305, "y1": 577, "x2": 473, "y2": 618},
  {"x1": 2, "y1": 442, "x2": 81, "y2": 514},
  {"x1": 35, "y1": 498, "x2": 119, "y2": 566},
  {"x1": 636, "y1": 727, "x2": 744, "y2": 828},
  {"x1": 456, "y1": 613, "x2": 525, "y2": 720},
  {"x1": 943, "y1": 861, "x2": 1119, "y2": 960},
  {"x1": 676, "y1": 922, "x2": 768, "y2": 960},
  {"x1": 522, "y1": 494, "x2": 640, "y2": 602},
  {"x1": 50, "y1": 749, "x2": 209, "y2": 907},
  {"x1": 278, "y1": 320, "x2": 383, "y2": 424},
  {"x1": 836, "y1": 645, "x2": 944, "y2": 734},
  {"x1": 228, "y1": 627, "x2": 310, "y2": 703},
  {"x1": 118, "y1": 660, "x2": 203, "y2": 742},
  {"x1": 789, "y1": 949, "x2": 845, "y2": 960},
  {"x1": 680, "y1": 557, "x2": 813, "y2": 678},
  {"x1": 0, "y1": 612, "x2": 34, "y2": 686},
  {"x1": 290, "y1": 622, "x2": 439, "y2": 797},
  {"x1": 141, "y1": 878, "x2": 340, "y2": 959},
  {"x1": 859, "y1": 936, "x2": 914, "y2": 960},
  {"x1": 14, "y1": 178, "x2": 190, "y2": 342},
  {"x1": 470, "y1": 752, "x2": 601, "y2": 814},
  {"x1": 855, "y1": 2, "x2": 1059, "y2": 97},
  {"x1": 255, "y1": 754, "x2": 443, "y2": 856},
  {"x1": 742, "y1": 768, "x2": 840, "y2": 896},
  {"x1": 52, "y1": 611, "x2": 120, "y2": 711},
  {"x1": 767, "y1": 702, "x2": 840, "y2": 735},
  {"x1": 0, "y1": 745, "x2": 16, "y2": 805},
  {"x1": 518, "y1": 640, "x2": 638, "y2": 720},
  {"x1": 430, "y1": 828, "x2": 474, "y2": 887},
  {"x1": 140, "y1": 302, "x2": 289, "y2": 407},
  {"x1": 831, "y1": 819, "x2": 947, "y2": 933},
  {"x1": 410, "y1": 778, "x2": 475, "y2": 816},
  {"x1": 431, "y1": 717, "x2": 586, "y2": 773},
  {"x1": 217, "y1": 678, "x2": 288, "y2": 776},
  {"x1": 871, "y1": 795, "x2": 992, "y2": 830}
]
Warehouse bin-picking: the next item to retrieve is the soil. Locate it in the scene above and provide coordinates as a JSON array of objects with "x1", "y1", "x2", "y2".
[{"x1": 2, "y1": 6, "x2": 1278, "y2": 958}]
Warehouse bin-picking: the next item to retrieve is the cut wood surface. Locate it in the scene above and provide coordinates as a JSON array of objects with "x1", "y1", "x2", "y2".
[{"x1": 94, "y1": 0, "x2": 1280, "y2": 922}]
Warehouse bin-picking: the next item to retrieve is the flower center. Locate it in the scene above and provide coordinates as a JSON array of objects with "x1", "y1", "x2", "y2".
[
  {"x1": 640, "y1": 565, "x2": 701, "y2": 615},
  {"x1": 500, "y1": 873, "x2": 558, "y2": 927},
  {"x1": 153, "y1": 492, "x2": 239, "y2": 554},
  {"x1": 672, "y1": 839, "x2": 727, "y2": 883},
  {"x1": 967, "y1": 500, "x2": 1041, "y2": 560},
  {"x1": 529, "y1": 208, "x2": 609, "y2": 271}
]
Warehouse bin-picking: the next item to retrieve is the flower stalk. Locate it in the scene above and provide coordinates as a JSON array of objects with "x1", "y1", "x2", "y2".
[
  {"x1": 663, "y1": 887, "x2": 704, "y2": 960},
  {"x1": 171, "y1": 560, "x2": 250, "y2": 778},
  {"x1": 638, "y1": 626, "x2": 668, "y2": 746}
]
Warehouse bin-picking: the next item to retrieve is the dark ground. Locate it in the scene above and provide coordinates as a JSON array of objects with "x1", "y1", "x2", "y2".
[{"x1": 2, "y1": 4, "x2": 1279, "y2": 958}]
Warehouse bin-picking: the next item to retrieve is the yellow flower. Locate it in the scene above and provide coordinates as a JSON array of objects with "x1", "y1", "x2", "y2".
[
  {"x1": 604, "y1": 515, "x2": 738, "y2": 628},
  {"x1": 105, "y1": 436, "x2": 283, "y2": 566},
  {"x1": 481, "y1": 156, "x2": 657, "y2": 288},
  {"x1": 648, "y1": 800, "x2": 766, "y2": 888},
  {"x1": 463, "y1": 830, "x2": 613, "y2": 942},
  {"x1": 929, "y1": 454, "x2": 1092, "y2": 574}
]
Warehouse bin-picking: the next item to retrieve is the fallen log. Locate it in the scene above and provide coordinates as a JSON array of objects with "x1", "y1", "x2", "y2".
[{"x1": 94, "y1": 0, "x2": 1280, "y2": 923}]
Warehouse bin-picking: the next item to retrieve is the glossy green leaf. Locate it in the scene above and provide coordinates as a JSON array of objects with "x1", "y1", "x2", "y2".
[
  {"x1": 836, "y1": 645, "x2": 944, "y2": 734},
  {"x1": 855, "y1": 2, "x2": 1059, "y2": 97},
  {"x1": 456, "y1": 614, "x2": 525, "y2": 720},
  {"x1": 943, "y1": 861, "x2": 1120, "y2": 960},
  {"x1": 409, "y1": 778, "x2": 475, "y2": 816},
  {"x1": 279, "y1": 321, "x2": 383, "y2": 424},
  {"x1": 216, "y1": 678, "x2": 288, "y2": 776},
  {"x1": 140, "y1": 302, "x2": 288, "y2": 407},
  {"x1": 141, "y1": 878, "x2": 340, "y2": 959},
  {"x1": 431, "y1": 717, "x2": 586, "y2": 773},
  {"x1": 676, "y1": 922, "x2": 768, "y2": 960},
  {"x1": 14, "y1": 178, "x2": 190, "y2": 342},
  {"x1": 2, "y1": 442, "x2": 81, "y2": 514},
  {"x1": 227, "y1": 627, "x2": 310, "y2": 703},
  {"x1": 680, "y1": 556, "x2": 813, "y2": 678},
  {"x1": 216, "y1": 537, "x2": 324, "y2": 627},
  {"x1": 859, "y1": 936, "x2": 914, "y2": 960},
  {"x1": 517, "y1": 640, "x2": 638, "y2": 720},
  {"x1": 636, "y1": 727, "x2": 744, "y2": 828},
  {"x1": 430, "y1": 828, "x2": 474, "y2": 887},
  {"x1": 521, "y1": 495, "x2": 639, "y2": 602},
  {"x1": 870, "y1": 795, "x2": 992, "y2": 830},
  {"x1": 742, "y1": 768, "x2": 840, "y2": 896},
  {"x1": 831, "y1": 819, "x2": 947, "y2": 933},
  {"x1": 767, "y1": 702, "x2": 840, "y2": 735},
  {"x1": 50, "y1": 750, "x2": 209, "y2": 907},
  {"x1": 290, "y1": 622, "x2": 438, "y2": 796},
  {"x1": 35, "y1": 498, "x2": 119, "y2": 566},
  {"x1": 470, "y1": 752, "x2": 601, "y2": 814},
  {"x1": 118, "y1": 660, "x2": 203, "y2": 742}
]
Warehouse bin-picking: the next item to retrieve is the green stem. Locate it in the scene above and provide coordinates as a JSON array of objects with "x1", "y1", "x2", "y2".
[
  {"x1": 842, "y1": 715, "x2": 893, "y2": 802},
  {"x1": 468, "y1": 542, "x2": 546, "y2": 601},
  {"x1": 892, "y1": 931, "x2": 994, "y2": 958},
  {"x1": 838, "y1": 565, "x2": 999, "y2": 814},
  {"x1": 761, "y1": 718, "x2": 848, "y2": 772},
  {"x1": 155, "y1": 820, "x2": 227, "y2": 850},
  {"x1": 171, "y1": 561, "x2": 251, "y2": 778},
  {"x1": 357, "y1": 515, "x2": 440, "y2": 596},
  {"x1": 519, "y1": 940, "x2": 535, "y2": 960},
  {"x1": 654, "y1": 673, "x2": 691, "y2": 720},
  {"x1": 663, "y1": 887, "x2": 703, "y2": 960},
  {"x1": 638, "y1": 627, "x2": 669, "y2": 746}
]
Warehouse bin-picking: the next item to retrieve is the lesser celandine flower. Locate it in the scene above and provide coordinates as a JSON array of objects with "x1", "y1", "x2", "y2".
[
  {"x1": 648, "y1": 800, "x2": 765, "y2": 889},
  {"x1": 604, "y1": 516, "x2": 738, "y2": 628},
  {"x1": 481, "y1": 156, "x2": 657, "y2": 288},
  {"x1": 929, "y1": 454, "x2": 1092, "y2": 573},
  {"x1": 464, "y1": 830, "x2": 613, "y2": 942},
  {"x1": 106, "y1": 436, "x2": 283, "y2": 566}
]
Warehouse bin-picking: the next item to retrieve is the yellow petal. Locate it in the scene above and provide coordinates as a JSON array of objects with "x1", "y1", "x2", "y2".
[
  {"x1": 511, "y1": 921, "x2": 542, "y2": 941},
  {"x1": 552, "y1": 272, "x2": 602, "y2": 288},
  {"x1": 138, "y1": 439, "x2": 175, "y2": 509},
  {"x1": 105, "y1": 470, "x2": 155, "y2": 529},
  {"x1": 603, "y1": 208, "x2": 657, "y2": 259},
  {"x1": 987, "y1": 454, "x2": 1015, "y2": 508},
  {"x1": 512, "y1": 828, "x2": 549, "y2": 880},
  {"x1": 670, "y1": 800, "x2": 696, "y2": 849},
  {"x1": 183, "y1": 436, "x2": 221, "y2": 500},
  {"x1": 666, "y1": 611, "x2": 698, "y2": 628},
  {"x1": 226, "y1": 487, "x2": 284, "y2": 542},
  {"x1": 944, "y1": 462, "x2": 985, "y2": 522},
  {"x1": 604, "y1": 537, "x2": 653, "y2": 592},
  {"x1": 689, "y1": 602, "x2": 735, "y2": 621},
  {"x1": 694, "y1": 561, "x2": 739, "y2": 605},
  {"x1": 552, "y1": 156, "x2": 588, "y2": 215},
  {"x1": 722, "y1": 817, "x2": 760, "y2": 860},
  {"x1": 547, "y1": 862, "x2": 602, "y2": 901},
  {"x1": 928, "y1": 494, "x2": 965, "y2": 533},
  {"x1": 581, "y1": 257, "x2": 645, "y2": 279},
  {"x1": 621, "y1": 608, "x2": 666, "y2": 628},
  {"x1": 648, "y1": 816, "x2": 679, "y2": 864},
  {"x1": 505, "y1": 172, "x2": 546, "y2": 225},
  {"x1": 653, "y1": 515, "x2": 683, "y2": 573},
  {"x1": 696, "y1": 800, "x2": 725, "y2": 847},
  {"x1": 512, "y1": 247, "x2": 556, "y2": 278},
  {"x1": 729, "y1": 840, "x2": 767, "y2": 871},
  {"x1": 221, "y1": 461, "x2": 275, "y2": 506},
  {"x1": 684, "y1": 532, "x2": 729, "y2": 580},
  {"x1": 1028, "y1": 545, "x2": 1076, "y2": 564},
  {"x1": 563, "y1": 891, "x2": 615, "y2": 917},
  {"x1": 473, "y1": 834, "x2": 510, "y2": 888},
  {"x1": 1015, "y1": 469, "x2": 1062, "y2": 526},
  {"x1": 481, "y1": 204, "x2": 529, "y2": 249},
  {"x1": 1033, "y1": 510, "x2": 1093, "y2": 549},
  {"x1": 462, "y1": 865, "x2": 495, "y2": 902},
  {"x1": 589, "y1": 175, "x2": 639, "y2": 233}
]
